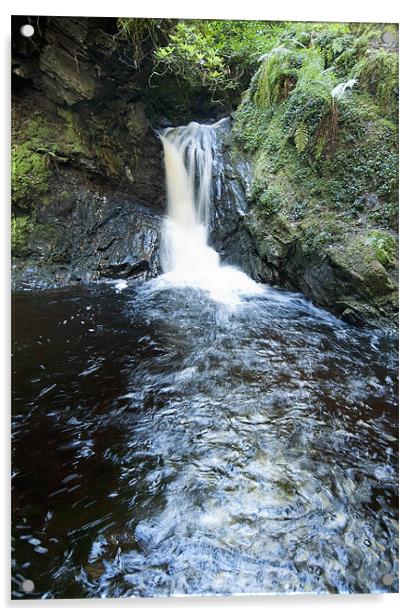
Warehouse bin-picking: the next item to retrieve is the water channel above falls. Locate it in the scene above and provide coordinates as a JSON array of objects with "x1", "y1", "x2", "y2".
[{"x1": 11, "y1": 121, "x2": 398, "y2": 598}]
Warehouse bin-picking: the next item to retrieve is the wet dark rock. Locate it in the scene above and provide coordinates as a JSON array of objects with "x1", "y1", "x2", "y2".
[
  {"x1": 359, "y1": 193, "x2": 380, "y2": 209},
  {"x1": 12, "y1": 170, "x2": 162, "y2": 290},
  {"x1": 209, "y1": 119, "x2": 255, "y2": 262},
  {"x1": 12, "y1": 16, "x2": 166, "y2": 289}
]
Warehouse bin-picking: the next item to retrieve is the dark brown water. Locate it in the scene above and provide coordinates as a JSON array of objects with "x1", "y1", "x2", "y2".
[{"x1": 11, "y1": 281, "x2": 398, "y2": 598}]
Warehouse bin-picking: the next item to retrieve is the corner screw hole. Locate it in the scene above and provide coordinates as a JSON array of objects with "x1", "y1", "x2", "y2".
[
  {"x1": 382, "y1": 573, "x2": 394, "y2": 587},
  {"x1": 20, "y1": 24, "x2": 34, "y2": 38},
  {"x1": 381, "y1": 31, "x2": 396, "y2": 45},
  {"x1": 21, "y1": 579, "x2": 35, "y2": 593}
]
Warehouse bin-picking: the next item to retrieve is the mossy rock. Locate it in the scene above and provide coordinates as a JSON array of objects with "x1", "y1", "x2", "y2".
[
  {"x1": 246, "y1": 210, "x2": 296, "y2": 262},
  {"x1": 11, "y1": 143, "x2": 52, "y2": 210},
  {"x1": 96, "y1": 146, "x2": 123, "y2": 177},
  {"x1": 57, "y1": 108, "x2": 91, "y2": 157},
  {"x1": 329, "y1": 238, "x2": 396, "y2": 297},
  {"x1": 11, "y1": 216, "x2": 34, "y2": 256},
  {"x1": 11, "y1": 107, "x2": 83, "y2": 212}
]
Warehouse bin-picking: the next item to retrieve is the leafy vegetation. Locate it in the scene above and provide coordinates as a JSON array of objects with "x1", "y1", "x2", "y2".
[
  {"x1": 365, "y1": 230, "x2": 398, "y2": 267},
  {"x1": 353, "y1": 49, "x2": 399, "y2": 117},
  {"x1": 252, "y1": 46, "x2": 334, "y2": 109},
  {"x1": 151, "y1": 20, "x2": 284, "y2": 100},
  {"x1": 233, "y1": 21, "x2": 398, "y2": 232},
  {"x1": 230, "y1": 20, "x2": 398, "y2": 316},
  {"x1": 115, "y1": 18, "x2": 286, "y2": 110},
  {"x1": 116, "y1": 18, "x2": 172, "y2": 68}
]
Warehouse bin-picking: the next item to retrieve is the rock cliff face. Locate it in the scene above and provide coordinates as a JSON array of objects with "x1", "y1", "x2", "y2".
[
  {"x1": 12, "y1": 16, "x2": 165, "y2": 288},
  {"x1": 209, "y1": 122, "x2": 398, "y2": 329},
  {"x1": 12, "y1": 170, "x2": 162, "y2": 289}
]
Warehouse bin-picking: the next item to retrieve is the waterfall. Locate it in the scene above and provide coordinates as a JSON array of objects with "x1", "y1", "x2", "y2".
[
  {"x1": 159, "y1": 120, "x2": 262, "y2": 307},
  {"x1": 160, "y1": 122, "x2": 219, "y2": 275}
]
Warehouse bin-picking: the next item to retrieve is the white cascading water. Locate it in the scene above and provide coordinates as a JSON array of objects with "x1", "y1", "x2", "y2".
[{"x1": 159, "y1": 120, "x2": 262, "y2": 307}]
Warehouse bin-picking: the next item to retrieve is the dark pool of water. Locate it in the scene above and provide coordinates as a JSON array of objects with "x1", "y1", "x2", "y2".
[{"x1": 11, "y1": 281, "x2": 398, "y2": 598}]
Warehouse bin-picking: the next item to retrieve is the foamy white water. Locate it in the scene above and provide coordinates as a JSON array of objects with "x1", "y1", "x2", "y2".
[{"x1": 159, "y1": 121, "x2": 263, "y2": 307}]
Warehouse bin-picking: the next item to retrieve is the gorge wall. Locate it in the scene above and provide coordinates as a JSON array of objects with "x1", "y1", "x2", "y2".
[
  {"x1": 11, "y1": 17, "x2": 398, "y2": 329},
  {"x1": 12, "y1": 16, "x2": 165, "y2": 288},
  {"x1": 209, "y1": 121, "x2": 398, "y2": 329}
]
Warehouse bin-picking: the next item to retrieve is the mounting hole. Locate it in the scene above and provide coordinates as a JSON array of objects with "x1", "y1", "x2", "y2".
[
  {"x1": 20, "y1": 24, "x2": 34, "y2": 38},
  {"x1": 21, "y1": 578, "x2": 35, "y2": 593},
  {"x1": 381, "y1": 31, "x2": 396, "y2": 45},
  {"x1": 382, "y1": 573, "x2": 394, "y2": 586}
]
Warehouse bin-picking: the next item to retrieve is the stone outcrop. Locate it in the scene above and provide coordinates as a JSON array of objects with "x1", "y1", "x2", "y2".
[
  {"x1": 209, "y1": 122, "x2": 398, "y2": 329},
  {"x1": 12, "y1": 170, "x2": 161, "y2": 290},
  {"x1": 12, "y1": 16, "x2": 165, "y2": 288}
]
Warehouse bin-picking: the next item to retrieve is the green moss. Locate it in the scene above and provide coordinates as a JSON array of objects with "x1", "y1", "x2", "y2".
[
  {"x1": 233, "y1": 22, "x2": 398, "y2": 216},
  {"x1": 11, "y1": 142, "x2": 51, "y2": 210},
  {"x1": 57, "y1": 108, "x2": 89, "y2": 156},
  {"x1": 96, "y1": 147, "x2": 123, "y2": 177},
  {"x1": 232, "y1": 98, "x2": 272, "y2": 153},
  {"x1": 322, "y1": 97, "x2": 398, "y2": 221},
  {"x1": 299, "y1": 213, "x2": 344, "y2": 253},
  {"x1": 353, "y1": 49, "x2": 399, "y2": 117},
  {"x1": 232, "y1": 24, "x2": 398, "y2": 321},
  {"x1": 329, "y1": 238, "x2": 396, "y2": 296},
  {"x1": 11, "y1": 110, "x2": 69, "y2": 211},
  {"x1": 11, "y1": 106, "x2": 93, "y2": 214},
  {"x1": 19, "y1": 114, "x2": 71, "y2": 163},
  {"x1": 233, "y1": 80, "x2": 398, "y2": 232},
  {"x1": 11, "y1": 216, "x2": 33, "y2": 255}
]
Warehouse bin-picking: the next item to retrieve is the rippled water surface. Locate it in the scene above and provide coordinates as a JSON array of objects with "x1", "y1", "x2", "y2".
[{"x1": 12, "y1": 282, "x2": 398, "y2": 598}]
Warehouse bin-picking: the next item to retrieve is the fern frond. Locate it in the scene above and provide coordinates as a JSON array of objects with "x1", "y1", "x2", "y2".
[{"x1": 294, "y1": 122, "x2": 309, "y2": 153}]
